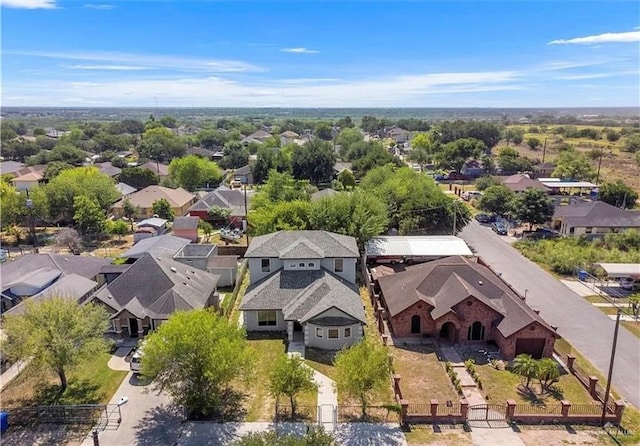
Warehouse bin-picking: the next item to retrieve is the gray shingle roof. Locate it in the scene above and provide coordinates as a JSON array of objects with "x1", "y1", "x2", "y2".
[
  {"x1": 116, "y1": 182, "x2": 137, "y2": 196},
  {"x1": 377, "y1": 256, "x2": 553, "y2": 338},
  {"x1": 188, "y1": 186, "x2": 247, "y2": 216},
  {"x1": 93, "y1": 253, "x2": 218, "y2": 319},
  {"x1": 553, "y1": 201, "x2": 640, "y2": 228},
  {"x1": 245, "y1": 231, "x2": 359, "y2": 259},
  {"x1": 0, "y1": 254, "x2": 111, "y2": 289},
  {"x1": 240, "y1": 269, "x2": 365, "y2": 323},
  {"x1": 120, "y1": 235, "x2": 190, "y2": 259},
  {"x1": 173, "y1": 216, "x2": 199, "y2": 230}
]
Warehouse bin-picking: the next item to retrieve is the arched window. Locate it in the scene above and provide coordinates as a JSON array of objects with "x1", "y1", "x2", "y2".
[
  {"x1": 411, "y1": 315, "x2": 421, "y2": 334},
  {"x1": 467, "y1": 321, "x2": 485, "y2": 341}
]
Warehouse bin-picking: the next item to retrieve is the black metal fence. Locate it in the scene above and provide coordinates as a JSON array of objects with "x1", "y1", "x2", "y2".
[{"x1": 7, "y1": 404, "x2": 120, "y2": 427}]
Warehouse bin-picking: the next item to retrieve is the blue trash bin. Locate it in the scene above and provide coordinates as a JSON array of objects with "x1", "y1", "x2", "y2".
[
  {"x1": 578, "y1": 270, "x2": 587, "y2": 281},
  {"x1": 0, "y1": 412, "x2": 8, "y2": 434}
]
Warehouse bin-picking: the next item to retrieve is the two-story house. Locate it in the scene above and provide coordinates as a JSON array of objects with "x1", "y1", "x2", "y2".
[{"x1": 239, "y1": 231, "x2": 366, "y2": 350}]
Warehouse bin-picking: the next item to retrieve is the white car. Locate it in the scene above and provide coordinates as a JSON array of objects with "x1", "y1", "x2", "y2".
[
  {"x1": 130, "y1": 342, "x2": 146, "y2": 374},
  {"x1": 619, "y1": 277, "x2": 640, "y2": 291}
]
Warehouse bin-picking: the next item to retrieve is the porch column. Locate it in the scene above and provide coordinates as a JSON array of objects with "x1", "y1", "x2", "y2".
[
  {"x1": 287, "y1": 321, "x2": 294, "y2": 342},
  {"x1": 113, "y1": 319, "x2": 122, "y2": 338},
  {"x1": 137, "y1": 318, "x2": 144, "y2": 337}
]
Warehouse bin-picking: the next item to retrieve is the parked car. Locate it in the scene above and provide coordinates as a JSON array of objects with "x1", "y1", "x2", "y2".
[
  {"x1": 491, "y1": 222, "x2": 508, "y2": 235},
  {"x1": 619, "y1": 277, "x2": 640, "y2": 291},
  {"x1": 130, "y1": 341, "x2": 146, "y2": 374},
  {"x1": 475, "y1": 213, "x2": 496, "y2": 224},
  {"x1": 523, "y1": 228, "x2": 560, "y2": 240}
]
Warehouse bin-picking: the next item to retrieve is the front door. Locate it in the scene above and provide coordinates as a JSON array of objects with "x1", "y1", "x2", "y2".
[{"x1": 129, "y1": 318, "x2": 139, "y2": 337}]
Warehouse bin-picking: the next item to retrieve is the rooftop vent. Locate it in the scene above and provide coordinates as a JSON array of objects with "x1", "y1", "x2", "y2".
[
  {"x1": 478, "y1": 280, "x2": 483, "y2": 286},
  {"x1": 170, "y1": 267, "x2": 177, "y2": 273}
]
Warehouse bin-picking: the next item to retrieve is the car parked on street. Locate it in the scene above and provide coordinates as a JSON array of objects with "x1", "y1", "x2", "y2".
[
  {"x1": 619, "y1": 277, "x2": 640, "y2": 291},
  {"x1": 491, "y1": 222, "x2": 508, "y2": 235},
  {"x1": 475, "y1": 213, "x2": 497, "y2": 224}
]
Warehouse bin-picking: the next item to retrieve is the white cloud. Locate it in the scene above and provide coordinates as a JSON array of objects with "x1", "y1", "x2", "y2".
[
  {"x1": 65, "y1": 64, "x2": 148, "y2": 71},
  {"x1": 540, "y1": 60, "x2": 605, "y2": 71},
  {"x1": 0, "y1": 0, "x2": 56, "y2": 8},
  {"x1": 1, "y1": 70, "x2": 522, "y2": 107},
  {"x1": 6, "y1": 50, "x2": 265, "y2": 73},
  {"x1": 549, "y1": 30, "x2": 640, "y2": 45},
  {"x1": 554, "y1": 70, "x2": 639, "y2": 80},
  {"x1": 83, "y1": 3, "x2": 116, "y2": 9},
  {"x1": 280, "y1": 47, "x2": 319, "y2": 54}
]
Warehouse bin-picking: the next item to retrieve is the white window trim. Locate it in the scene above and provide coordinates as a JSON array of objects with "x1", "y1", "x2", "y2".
[
  {"x1": 261, "y1": 258, "x2": 271, "y2": 273},
  {"x1": 344, "y1": 327, "x2": 351, "y2": 338},
  {"x1": 334, "y1": 258, "x2": 344, "y2": 273}
]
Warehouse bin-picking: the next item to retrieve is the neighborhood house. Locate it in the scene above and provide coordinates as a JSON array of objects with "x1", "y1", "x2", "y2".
[
  {"x1": 240, "y1": 230, "x2": 366, "y2": 350},
  {"x1": 374, "y1": 256, "x2": 558, "y2": 359}
]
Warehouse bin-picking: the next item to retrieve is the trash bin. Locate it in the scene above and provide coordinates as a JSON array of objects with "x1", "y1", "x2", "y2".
[
  {"x1": 0, "y1": 412, "x2": 8, "y2": 434},
  {"x1": 578, "y1": 270, "x2": 588, "y2": 282}
]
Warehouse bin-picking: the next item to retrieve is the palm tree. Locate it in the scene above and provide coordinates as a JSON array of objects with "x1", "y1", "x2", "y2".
[
  {"x1": 536, "y1": 358, "x2": 560, "y2": 392},
  {"x1": 511, "y1": 354, "x2": 538, "y2": 389}
]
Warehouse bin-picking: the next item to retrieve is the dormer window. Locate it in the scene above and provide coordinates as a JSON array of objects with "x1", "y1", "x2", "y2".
[
  {"x1": 308, "y1": 262, "x2": 315, "y2": 268},
  {"x1": 261, "y1": 259, "x2": 270, "y2": 273},
  {"x1": 334, "y1": 258, "x2": 344, "y2": 273}
]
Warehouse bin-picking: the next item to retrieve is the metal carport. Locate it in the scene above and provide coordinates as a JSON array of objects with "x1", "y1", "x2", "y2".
[{"x1": 593, "y1": 263, "x2": 640, "y2": 279}]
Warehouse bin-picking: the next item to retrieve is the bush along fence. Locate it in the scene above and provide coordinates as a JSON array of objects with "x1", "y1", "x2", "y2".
[
  {"x1": 390, "y1": 371, "x2": 625, "y2": 426},
  {"x1": 222, "y1": 259, "x2": 248, "y2": 318}
]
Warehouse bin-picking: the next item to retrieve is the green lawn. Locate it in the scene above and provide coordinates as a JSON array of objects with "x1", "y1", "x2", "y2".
[
  {"x1": 1, "y1": 352, "x2": 127, "y2": 408},
  {"x1": 390, "y1": 345, "x2": 458, "y2": 405},
  {"x1": 475, "y1": 362, "x2": 594, "y2": 406},
  {"x1": 403, "y1": 425, "x2": 471, "y2": 446},
  {"x1": 240, "y1": 337, "x2": 318, "y2": 422}
]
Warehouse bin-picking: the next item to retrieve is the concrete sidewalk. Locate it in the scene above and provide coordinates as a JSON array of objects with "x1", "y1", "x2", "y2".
[{"x1": 0, "y1": 360, "x2": 27, "y2": 391}]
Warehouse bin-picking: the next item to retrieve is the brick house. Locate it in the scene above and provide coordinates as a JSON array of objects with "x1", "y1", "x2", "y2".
[{"x1": 375, "y1": 256, "x2": 558, "y2": 359}]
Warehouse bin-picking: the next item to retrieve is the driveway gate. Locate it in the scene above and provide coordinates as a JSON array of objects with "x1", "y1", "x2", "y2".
[{"x1": 467, "y1": 403, "x2": 507, "y2": 422}]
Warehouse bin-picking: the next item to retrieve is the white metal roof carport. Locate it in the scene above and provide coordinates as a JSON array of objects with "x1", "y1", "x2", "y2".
[{"x1": 592, "y1": 263, "x2": 640, "y2": 279}]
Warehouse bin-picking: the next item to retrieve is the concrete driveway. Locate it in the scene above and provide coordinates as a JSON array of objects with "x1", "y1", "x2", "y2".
[
  {"x1": 80, "y1": 372, "x2": 182, "y2": 446},
  {"x1": 460, "y1": 220, "x2": 640, "y2": 408}
]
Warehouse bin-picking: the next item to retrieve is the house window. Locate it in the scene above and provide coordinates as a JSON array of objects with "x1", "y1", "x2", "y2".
[
  {"x1": 585, "y1": 227, "x2": 593, "y2": 234},
  {"x1": 261, "y1": 259, "x2": 270, "y2": 273},
  {"x1": 299, "y1": 262, "x2": 305, "y2": 268},
  {"x1": 257, "y1": 310, "x2": 277, "y2": 326},
  {"x1": 344, "y1": 327, "x2": 351, "y2": 338},
  {"x1": 289, "y1": 262, "x2": 297, "y2": 269},
  {"x1": 328, "y1": 329, "x2": 339, "y2": 339},
  {"x1": 467, "y1": 321, "x2": 485, "y2": 341},
  {"x1": 569, "y1": 227, "x2": 575, "y2": 235},
  {"x1": 334, "y1": 258, "x2": 344, "y2": 273},
  {"x1": 308, "y1": 262, "x2": 315, "y2": 268},
  {"x1": 316, "y1": 327, "x2": 323, "y2": 338}
]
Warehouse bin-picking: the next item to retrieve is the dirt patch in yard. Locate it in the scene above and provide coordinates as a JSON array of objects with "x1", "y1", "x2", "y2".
[
  {"x1": 517, "y1": 426, "x2": 610, "y2": 445},
  {"x1": 404, "y1": 424, "x2": 471, "y2": 446}
]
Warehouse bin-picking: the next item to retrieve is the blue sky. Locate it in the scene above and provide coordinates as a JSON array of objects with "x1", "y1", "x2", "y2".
[{"x1": 1, "y1": 0, "x2": 639, "y2": 107}]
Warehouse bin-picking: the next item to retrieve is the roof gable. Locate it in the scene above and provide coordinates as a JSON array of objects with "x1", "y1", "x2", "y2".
[{"x1": 246, "y1": 230, "x2": 359, "y2": 259}]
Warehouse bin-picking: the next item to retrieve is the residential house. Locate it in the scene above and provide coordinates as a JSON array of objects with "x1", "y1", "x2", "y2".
[
  {"x1": 187, "y1": 147, "x2": 216, "y2": 160},
  {"x1": 12, "y1": 171, "x2": 44, "y2": 191},
  {"x1": 383, "y1": 125, "x2": 411, "y2": 144},
  {"x1": 173, "y1": 216, "x2": 200, "y2": 242},
  {"x1": 333, "y1": 162, "x2": 352, "y2": 176},
  {"x1": 240, "y1": 231, "x2": 366, "y2": 350},
  {"x1": 91, "y1": 253, "x2": 219, "y2": 337},
  {"x1": 241, "y1": 129, "x2": 271, "y2": 145},
  {"x1": 94, "y1": 162, "x2": 122, "y2": 178},
  {"x1": 173, "y1": 244, "x2": 238, "y2": 287},
  {"x1": 188, "y1": 185, "x2": 248, "y2": 228},
  {"x1": 311, "y1": 188, "x2": 338, "y2": 202},
  {"x1": 138, "y1": 161, "x2": 170, "y2": 179},
  {"x1": 133, "y1": 217, "x2": 169, "y2": 243},
  {"x1": 375, "y1": 256, "x2": 558, "y2": 359},
  {"x1": 0, "y1": 161, "x2": 26, "y2": 177},
  {"x1": 116, "y1": 182, "x2": 137, "y2": 197},
  {"x1": 502, "y1": 174, "x2": 551, "y2": 193},
  {"x1": 550, "y1": 201, "x2": 640, "y2": 237},
  {"x1": 112, "y1": 185, "x2": 195, "y2": 219},
  {"x1": 0, "y1": 254, "x2": 111, "y2": 314},
  {"x1": 122, "y1": 234, "x2": 190, "y2": 260},
  {"x1": 280, "y1": 130, "x2": 299, "y2": 145},
  {"x1": 233, "y1": 165, "x2": 254, "y2": 185},
  {"x1": 532, "y1": 162, "x2": 555, "y2": 178}
]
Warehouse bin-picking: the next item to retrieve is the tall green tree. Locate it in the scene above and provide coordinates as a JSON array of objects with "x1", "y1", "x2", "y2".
[
  {"x1": 122, "y1": 198, "x2": 138, "y2": 230},
  {"x1": 309, "y1": 190, "x2": 388, "y2": 250},
  {"x1": 2, "y1": 298, "x2": 110, "y2": 393},
  {"x1": 268, "y1": 355, "x2": 316, "y2": 418},
  {"x1": 119, "y1": 167, "x2": 160, "y2": 189},
  {"x1": 435, "y1": 138, "x2": 486, "y2": 173},
  {"x1": 334, "y1": 339, "x2": 391, "y2": 418},
  {"x1": 496, "y1": 146, "x2": 533, "y2": 173},
  {"x1": 292, "y1": 140, "x2": 336, "y2": 185},
  {"x1": 526, "y1": 137, "x2": 541, "y2": 150},
  {"x1": 141, "y1": 309, "x2": 254, "y2": 419},
  {"x1": 168, "y1": 155, "x2": 223, "y2": 191},
  {"x1": 478, "y1": 185, "x2": 515, "y2": 217},
  {"x1": 251, "y1": 170, "x2": 310, "y2": 209},
  {"x1": 107, "y1": 219, "x2": 129, "y2": 240},
  {"x1": 44, "y1": 167, "x2": 119, "y2": 221},
  {"x1": 152, "y1": 198, "x2": 175, "y2": 221},
  {"x1": 335, "y1": 128, "x2": 363, "y2": 154},
  {"x1": 74, "y1": 195, "x2": 107, "y2": 235},
  {"x1": 336, "y1": 170, "x2": 356, "y2": 190},
  {"x1": 552, "y1": 149, "x2": 595, "y2": 181},
  {"x1": 249, "y1": 200, "x2": 312, "y2": 235},
  {"x1": 139, "y1": 127, "x2": 185, "y2": 161},
  {"x1": 599, "y1": 180, "x2": 638, "y2": 209},
  {"x1": 510, "y1": 188, "x2": 554, "y2": 229},
  {"x1": 623, "y1": 134, "x2": 640, "y2": 153}
]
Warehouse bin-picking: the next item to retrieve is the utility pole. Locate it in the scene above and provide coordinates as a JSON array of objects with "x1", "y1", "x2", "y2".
[
  {"x1": 26, "y1": 189, "x2": 39, "y2": 253},
  {"x1": 595, "y1": 149, "x2": 604, "y2": 185},
  {"x1": 541, "y1": 138, "x2": 547, "y2": 164},
  {"x1": 452, "y1": 201, "x2": 457, "y2": 235},
  {"x1": 601, "y1": 308, "x2": 621, "y2": 426}
]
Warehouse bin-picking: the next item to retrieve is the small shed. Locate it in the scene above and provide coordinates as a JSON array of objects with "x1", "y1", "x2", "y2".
[{"x1": 133, "y1": 218, "x2": 168, "y2": 243}]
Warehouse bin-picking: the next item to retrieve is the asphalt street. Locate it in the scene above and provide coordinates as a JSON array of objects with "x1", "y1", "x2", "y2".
[{"x1": 460, "y1": 220, "x2": 640, "y2": 409}]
